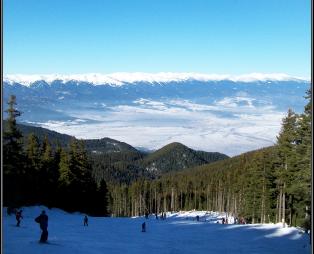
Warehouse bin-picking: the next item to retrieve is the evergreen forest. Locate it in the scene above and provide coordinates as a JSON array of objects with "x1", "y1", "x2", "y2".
[{"x1": 2, "y1": 89, "x2": 311, "y2": 230}]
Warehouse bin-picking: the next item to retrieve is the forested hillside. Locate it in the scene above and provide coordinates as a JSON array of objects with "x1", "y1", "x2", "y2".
[
  {"x1": 108, "y1": 90, "x2": 311, "y2": 229},
  {"x1": 138, "y1": 142, "x2": 228, "y2": 174},
  {"x1": 8, "y1": 121, "x2": 228, "y2": 184}
]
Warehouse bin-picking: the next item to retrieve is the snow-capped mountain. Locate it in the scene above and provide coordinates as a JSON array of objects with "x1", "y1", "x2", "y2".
[
  {"x1": 3, "y1": 73, "x2": 310, "y2": 156},
  {"x1": 3, "y1": 72, "x2": 308, "y2": 86}
]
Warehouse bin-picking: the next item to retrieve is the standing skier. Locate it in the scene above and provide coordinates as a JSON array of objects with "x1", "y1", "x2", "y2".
[
  {"x1": 84, "y1": 215, "x2": 88, "y2": 226},
  {"x1": 15, "y1": 210, "x2": 23, "y2": 227},
  {"x1": 142, "y1": 222, "x2": 146, "y2": 232},
  {"x1": 35, "y1": 210, "x2": 49, "y2": 243},
  {"x1": 145, "y1": 210, "x2": 149, "y2": 219}
]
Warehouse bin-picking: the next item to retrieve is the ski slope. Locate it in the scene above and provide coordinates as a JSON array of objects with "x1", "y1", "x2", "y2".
[{"x1": 3, "y1": 206, "x2": 311, "y2": 254}]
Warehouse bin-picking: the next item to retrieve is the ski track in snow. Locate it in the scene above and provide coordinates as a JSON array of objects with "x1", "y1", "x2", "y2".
[{"x1": 3, "y1": 206, "x2": 311, "y2": 254}]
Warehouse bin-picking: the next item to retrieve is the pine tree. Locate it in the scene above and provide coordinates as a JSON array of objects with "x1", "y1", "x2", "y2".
[
  {"x1": 58, "y1": 148, "x2": 73, "y2": 187},
  {"x1": 3, "y1": 95, "x2": 24, "y2": 173},
  {"x1": 97, "y1": 179, "x2": 110, "y2": 216},
  {"x1": 57, "y1": 147, "x2": 73, "y2": 210},
  {"x1": 69, "y1": 139, "x2": 97, "y2": 195},
  {"x1": 3, "y1": 95, "x2": 25, "y2": 207},
  {"x1": 50, "y1": 143, "x2": 62, "y2": 207},
  {"x1": 275, "y1": 109, "x2": 298, "y2": 226},
  {"x1": 41, "y1": 136, "x2": 58, "y2": 206},
  {"x1": 25, "y1": 133, "x2": 42, "y2": 204},
  {"x1": 57, "y1": 139, "x2": 98, "y2": 213},
  {"x1": 294, "y1": 88, "x2": 311, "y2": 228},
  {"x1": 26, "y1": 133, "x2": 41, "y2": 171}
]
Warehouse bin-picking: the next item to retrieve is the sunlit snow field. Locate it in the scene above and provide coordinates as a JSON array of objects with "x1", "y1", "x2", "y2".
[{"x1": 3, "y1": 206, "x2": 311, "y2": 254}]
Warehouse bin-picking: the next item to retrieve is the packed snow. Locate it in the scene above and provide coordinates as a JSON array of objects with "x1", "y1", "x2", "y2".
[{"x1": 3, "y1": 206, "x2": 311, "y2": 254}]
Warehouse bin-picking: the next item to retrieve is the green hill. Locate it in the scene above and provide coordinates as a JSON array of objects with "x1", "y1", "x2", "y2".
[{"x1": 139, "y1": 142, "x2": 229, "y2": 174}]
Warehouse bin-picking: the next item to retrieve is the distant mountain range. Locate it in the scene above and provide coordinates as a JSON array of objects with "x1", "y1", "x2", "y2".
[
  {"x1": 4, "y1": 72, "x2": 309, "y2": 86},
  {"x1": 3, "y1": 73, "x2": 310, "y2": 156}
]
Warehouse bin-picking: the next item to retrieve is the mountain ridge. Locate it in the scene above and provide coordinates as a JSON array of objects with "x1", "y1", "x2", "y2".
[
  {"x1": 4, "y1": 72, "x2": 309, "y2": 86},
  {"x1": 13, "y1": 121, "x2": 145, "y2": 156}
]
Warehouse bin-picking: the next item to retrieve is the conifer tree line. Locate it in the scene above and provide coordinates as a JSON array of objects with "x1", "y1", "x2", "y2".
[
  {"x1": 109, "y1": 89, "x2": 311, "y2": 229},
  {"x1": 3, "y1": 95, "x2": 109, "y2": 216}
]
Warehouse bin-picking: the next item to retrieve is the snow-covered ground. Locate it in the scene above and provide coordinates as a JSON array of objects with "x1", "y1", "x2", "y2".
[{"x1": 3, "y1": 206, "x2": 311, "y2": 254}]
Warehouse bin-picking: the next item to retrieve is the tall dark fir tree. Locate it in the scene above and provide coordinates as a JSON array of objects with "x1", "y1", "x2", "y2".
[{"x1": 3, "y1": 95, "x2": 25, "y2": 207}]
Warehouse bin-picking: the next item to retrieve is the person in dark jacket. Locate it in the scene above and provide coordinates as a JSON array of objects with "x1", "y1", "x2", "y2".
[
  {"x1": 35, "y1": 210, "x2": 48, "y2": 243},
  {"x1": 16, "y1": 210, "x2": 23, "y2": 227},
  {"x1": 141, "y1": 222, "x2": 146, "y2": 232},
  {"x1": 222, "y1": 218, "x2": 225, "y2": 224},
  {"x1": 84, "y1": 215, "x2": 88, "y2": 226}
]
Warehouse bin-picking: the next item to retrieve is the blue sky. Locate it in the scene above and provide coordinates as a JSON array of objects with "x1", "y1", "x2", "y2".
[{"x1": 4, "y1": 0, "x2": 311, "y2": 77}]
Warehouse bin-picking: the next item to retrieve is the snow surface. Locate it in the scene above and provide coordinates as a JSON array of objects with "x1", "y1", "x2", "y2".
[
  {"x1": 3, "y1": 72, "x2": 309, "y2": 86},
  {"x1": 3, "y1": 206, "x2": 311, "y2": 254}
]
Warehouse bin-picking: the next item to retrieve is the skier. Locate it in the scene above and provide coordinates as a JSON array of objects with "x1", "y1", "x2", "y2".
[
  {"x1": 222, "y1": 218, "x2": 225, "y2": 224},
  {"x1": 35, "y1": 210, "x2": 49, "y2": 243},
  {"x1": 141, "y1": 222, "x2": 146, "y2": 232},
  {"x1": 145, "y1": 209, "x2": 149, "y2": 219},
  {"x1": 196, "y1": 215, "x2": 199, "y2": 221},
  {"x1": 84, "y1": 215, "x2": 88, "y2": 226},
  {"x1": 15, "y1": 210, "x2": 23, "y2": 227},
  {"x1": 240, "y1": 217, "x2": 246, "y2": 224},
  {"x1": 155, "y1": 213, "x2": 158, "y2": 220}
]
